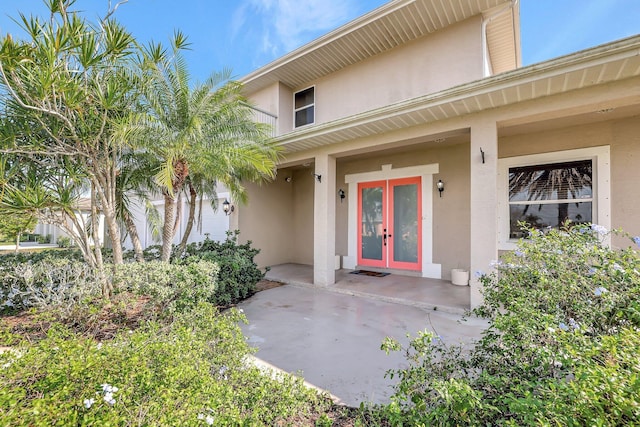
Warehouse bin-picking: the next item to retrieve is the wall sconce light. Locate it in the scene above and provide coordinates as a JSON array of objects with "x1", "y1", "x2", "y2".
[
  {"x1": 338, "y1": 189, "x2": 345, "y2": 202},
  {"x1": 437, "y1": 180, "x2": 444, "y2": 197},
  {"x1": 222, "y1": 199, "x2": 234, "y2": 215},
  {"x1": 480, "y1": 147, "x2": 485, "y2": 164},
  {"x1": 313, "y1": 173, "x2": 322, "y2": 183},
  {"x1": 285, "y1": 176, "x2": 292, "y2": 183}
]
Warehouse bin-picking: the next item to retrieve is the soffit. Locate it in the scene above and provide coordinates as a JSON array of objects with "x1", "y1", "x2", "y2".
[
  {"x1": 484, "y1": 1, "x2": 520, "y2": 73},
  {"x1": 273, "y1": 35, "x2": 640, "y2": 153},
  {"x1": 240, "y1": 0, "x2": 512, "y2": 93}
]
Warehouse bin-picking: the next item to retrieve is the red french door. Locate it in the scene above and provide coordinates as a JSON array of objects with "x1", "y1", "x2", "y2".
[{"x1": 357, "y1": 177, "x2": 422, "y2": 271}]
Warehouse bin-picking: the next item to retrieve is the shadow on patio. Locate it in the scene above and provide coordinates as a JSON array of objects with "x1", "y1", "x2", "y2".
[{"x1": 264, "y1": 263, "x2": 470, "y2": 314}]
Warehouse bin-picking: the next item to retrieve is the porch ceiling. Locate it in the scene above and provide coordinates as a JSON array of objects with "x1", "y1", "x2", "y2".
[
  {"x1": 273, "y1": 35, "x2": 640, "y2": 153},
  {"x1": 240, "y1": 0, "x2": 514, "y2": 93}
]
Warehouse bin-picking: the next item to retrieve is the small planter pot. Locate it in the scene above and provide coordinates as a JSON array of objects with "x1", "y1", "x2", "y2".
[{"x1": 451, "y1": 269, "x2": 469, "y2": 286}]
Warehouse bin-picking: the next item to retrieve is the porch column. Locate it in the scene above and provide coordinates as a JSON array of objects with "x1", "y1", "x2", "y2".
[
  {"x1": 313, "y1": 153, "x2": 336, "y2": 286},
  {"x1": 470, "y1": 120, "x2": 498, "y2": 308}
]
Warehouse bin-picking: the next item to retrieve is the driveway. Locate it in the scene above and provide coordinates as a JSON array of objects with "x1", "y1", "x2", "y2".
[{"x1": 238, "y1": 284, "x2": 488, "y2": 406}]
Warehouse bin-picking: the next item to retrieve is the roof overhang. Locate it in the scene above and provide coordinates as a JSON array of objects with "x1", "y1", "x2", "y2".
[
  {"x1": 240, "y1": 0, "x2": 517, "y2": 94},
  {"x1": 272, "y1": 35, "x2": 640, "y2": 153}
]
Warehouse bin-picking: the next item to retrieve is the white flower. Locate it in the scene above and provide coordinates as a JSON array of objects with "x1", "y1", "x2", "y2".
[
  {"x1": 103, "y1": 392, "x2": 116, "y2": 405},
  {"x1": 238, "y1": 309, "x2": 244, "y2": 313},
  {"x1": 96, "y1": 343, "x2": 103, "y2": 350},
  {"x1": 197, "y1": 414, "x2": 205, "y2": 420},
  {"x1": 101, "y1": 383, "x2": 118, "y2": 393},
  {"x1": 591, "y1": 224, "x2": 608, "y2": 235},
  {"x1": 594, "y1": 287, "x2": 608, "y2": 296},
  {"x1": 205, "y1": 415, "x2": 214, "y2": 425},
  {"x1": 83, "y1": 398, "x2": 95, "y2": 409}
]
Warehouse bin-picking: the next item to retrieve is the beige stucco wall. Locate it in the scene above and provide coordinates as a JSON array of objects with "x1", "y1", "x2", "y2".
[
  {"x1": 499, "y1": 115, "x2": 640, "y2": 243},
  {"x1": 291, "y1": 168, "x2": 315, "y2": 265},
  {"x1": 238, "y1": 178, "x2": 294, "y2": 268},
  {"x1": 335, "y1": 141, "x2": 471, "y2": 279},
  {"x1": 247, "y1": 16, "x2": 483, "y2": 134},
  {"x1": 310, "y1": 17, "x2": 483, "y2": 126},
  {"x1": 249, "y1": 82, "x2": 279, "y2": 116}
]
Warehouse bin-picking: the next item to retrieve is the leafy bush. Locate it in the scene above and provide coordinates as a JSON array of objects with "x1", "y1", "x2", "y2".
[
  {"x1": 0, "y1": 255, "x2": 100, "y2": 315},
  {"x1": 177, "y1": 231, "x2": 264, "y2": 305},
  {"x1": 112, "y1": 260, "x2": 219, "y2": 315},
  {"x1": 117, "y1": 231, "x2": 264, "y2": 306},
  {"x1": 36, "y1": 234, "x2": 52, "y2": 244},
  {"x1": 0, "y1": 303, "x2": 330, "y2": 426},
  {"x1": 378, "y1": 224, "x2": 640, "y2": 426},
  {"x1": 57, "y1": 236, "x2": 72, "y2": 248}
]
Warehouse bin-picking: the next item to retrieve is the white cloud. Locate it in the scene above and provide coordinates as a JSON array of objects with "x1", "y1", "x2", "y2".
[{"x1": 237, "y1": 0, "x2": 357, "y2": 56}]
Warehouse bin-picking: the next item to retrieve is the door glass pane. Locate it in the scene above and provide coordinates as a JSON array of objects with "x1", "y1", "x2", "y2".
[
  {"x1": 361, "y1": 187, "x2": 383, "y2": 260},
  {"x1": 393, "y1": 184, "x2": 418, "y2": 263}
]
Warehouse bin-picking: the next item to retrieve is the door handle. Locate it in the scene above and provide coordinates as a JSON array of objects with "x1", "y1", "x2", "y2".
[{"x1": 383, "y1": 229, "x2": 392, "y2": 246}]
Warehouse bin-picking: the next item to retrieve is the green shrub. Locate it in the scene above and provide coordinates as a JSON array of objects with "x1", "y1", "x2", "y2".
[
  {"x1": 57, "y1": 236, "x2": 72, "y2": 248},
  {"x1": 177, "y1": 231, "x2": 264, "y2": 305},
  {"x1": 377, "y1": 224, "x2": 640, "y2": 426},
  {"x1": 0, "y1": 303, "x2": 330, "y2": 426},
  {"x1": 118, "y1": 231, "x2": 264, "y2": 306},
  {"x1": 0, "y1": 255, "x2": 100, "y2": 315},
  {"x1": 112, "y1": 260, "x2": 219, "y2": 315},
  {"x1": 35, "y1": 234, "x2": 52, "y2": 244}
]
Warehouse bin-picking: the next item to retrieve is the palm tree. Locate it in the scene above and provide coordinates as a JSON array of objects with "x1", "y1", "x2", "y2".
[
  {"x1": 129, "y1": 34, "x2": 280, "y2": 261},
  {"x1": 509, "y1": 160, "x2": 592, "y2": 229}
]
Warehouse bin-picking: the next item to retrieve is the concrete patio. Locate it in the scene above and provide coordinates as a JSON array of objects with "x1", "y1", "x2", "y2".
[
  {"x1": 238, "y1": 283, "x2": 488, "y2": 406},
  {"x1": 264, "y1": 263, "x2": 471, "y2": 314}
]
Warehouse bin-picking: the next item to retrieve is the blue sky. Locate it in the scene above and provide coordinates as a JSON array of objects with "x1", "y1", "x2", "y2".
[{"x1": 1, "y1": 0, "x2": 639, "y2": 82}]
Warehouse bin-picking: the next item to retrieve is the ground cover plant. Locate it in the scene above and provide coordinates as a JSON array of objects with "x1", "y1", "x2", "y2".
[
  {"x1": 374, "y1": 224, "x2": 640, "y2": 426},
  {"x1": 0, "y1": 238, "x2": 352, "y2": 425},
  {"x1": 0, "y1": 304, "x2": 334, "y2": 426}
]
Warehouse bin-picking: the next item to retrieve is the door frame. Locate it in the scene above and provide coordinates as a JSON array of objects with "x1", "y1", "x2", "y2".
[{"x1": 344, "y1": 163, "x2": 441, "y2": 279}]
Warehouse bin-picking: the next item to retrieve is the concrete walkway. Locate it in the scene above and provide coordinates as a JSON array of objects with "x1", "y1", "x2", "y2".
[
  {"x1": 265, "y1": 263, "x2": 471, "y2": 314},
  {"x1": 238, "y1": 284, "x2": 488, "y2": 407}
]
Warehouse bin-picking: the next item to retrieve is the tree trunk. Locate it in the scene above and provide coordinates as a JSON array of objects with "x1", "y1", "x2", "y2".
[
  {"x1": 161, "y1": 191, "x2": 176, "y2": 262},
  {"x1": 558, "y1": 187, "x2": 569, "y2": 228},
  {"x1": 176, "y1": 182, "x2": 197, "y2": 255},
  {"x1": 123, "y1": 210, "x2": 145, "y2": 262},
  {"x1": 14, "y1": 233, "x2": 20, "y2": 254},
  {"x1": 160, "y1": 159, "x2": 189, "y2": 262}
]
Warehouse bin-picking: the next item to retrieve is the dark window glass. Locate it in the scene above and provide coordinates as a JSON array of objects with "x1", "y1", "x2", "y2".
[
  {"x1": 508, "y1": 159, "x2": 592, "y2": 237},
  {"x1": 295, "y1": 106, "x2": 314, "y2": 128},
  {"x1": 294, "y1": 87, "x2": 314, "y2": 109},
  {"x1": 294, "y1": 87, "x2": 314, "y2": 127}
]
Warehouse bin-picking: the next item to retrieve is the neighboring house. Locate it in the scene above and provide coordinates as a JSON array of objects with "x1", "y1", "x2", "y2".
[
  {"x1": 234, "y1": 0, "x2": 640, "y2": 307},
  {"x1": 122, "y1": 193, "x2": 233, "y2": 250},
  {"x1": 33, "y1": 198, "x2": 105, "y2": 247}
]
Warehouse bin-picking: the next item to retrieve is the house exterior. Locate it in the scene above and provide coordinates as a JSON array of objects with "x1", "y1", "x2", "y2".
[
  {"x1": 233, "y1": 0, "x2": 640, "y2": 307},
  {"x1": 33, "y1": 198, "x2": 105, "y2": 247},
  {"x1": 122, "y1": 193, "x2": 233, "y2": 250}
]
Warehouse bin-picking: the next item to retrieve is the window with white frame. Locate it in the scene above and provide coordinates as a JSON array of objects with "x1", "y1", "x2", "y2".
[
  {"x1": 498, "y1": 146, "x2": 610, "y2": 248},
  {"x1": 294, "y1": 87, "x2": 314, "y2": 128}
]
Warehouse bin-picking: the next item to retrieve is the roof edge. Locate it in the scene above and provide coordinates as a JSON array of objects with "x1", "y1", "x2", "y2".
[{"x1": 273, "y1": 34, "x2": 640, "y2": 145}]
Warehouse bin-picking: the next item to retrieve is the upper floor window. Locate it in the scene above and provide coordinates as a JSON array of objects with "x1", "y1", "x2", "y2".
[{"x1": 294, "y1": 87, "x2": 314, "y2": 128}]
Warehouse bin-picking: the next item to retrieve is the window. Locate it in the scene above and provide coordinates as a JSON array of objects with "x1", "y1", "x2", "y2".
[
  {"x1": 294, "y1": 87, "x2": 314, "y2": 127},
  {"x1": 508, "y1": 160, "x2": 592, "y2": 238},
  {"x1": 498, "y1": 146, "x2": 610, "y2": 249}
]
